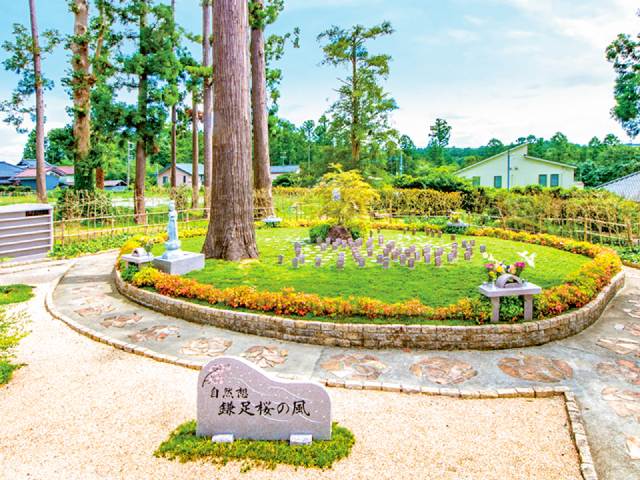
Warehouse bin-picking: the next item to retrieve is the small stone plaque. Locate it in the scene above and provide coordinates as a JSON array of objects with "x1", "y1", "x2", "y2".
[
  {"x1": 435, "y1": 256, "x2": 442, "y2": 268},
  {"x1": 197, "y1": 357, "x2": 332, "y2": 440},
  {"x1": 451, "y1": 234, "x2": 456, "y2": 241},
  {"x1": 447, "y1": 253, "x2": 453, "y2": 263},
  {"x1": 377, "y1": 254, "x2": 383, "y2": 265},
  {"x1": 383, "y1": 258, "x2": 390, "y2": 269},
  {"x1": 278, "y1": 255, "x2": 284, "y2": 264},
  {"x1": 392, "y1": 251, "x2": 399, "y2": 262},
  {"x1": 292, "y1": 258, "x2": 299, "y2": 268},
  {"x1": 321, "y1": 244, "x2": 327, "y2": 252},
  {"x1": 367, "y1": 249, "x2": 373, "y2": 257},
  {"x1": 315, "y1": 257, "x2": 321, "y2": 268},
  {"x1": 471, "y1": 239, "x2": 476, "y2": 247},
  {"x1": 337, "y1": 260, "x2": 344, "y2": 270},
  {"x1": 462, "y1": 240, "x2": 468, "y2": 249},
  {"x1": 424, "y1": 253, "x2": 431, "y2": 264},
  {"x1": 464, "y1": 251, "x2": 471, "y2": 261},
  {"x1": 408, "y1": 258, "x2": 415, "y2": 270},
  {"x1": 300, "y1": 255, "x2": 305, "y2": 265},
  {"x1": 399, "y1": 254, "x2": 406, "y2": 265},
  {"x1": 316, "y1": 237, "x2": 322, "y2": 245},
  {"x1": 480, "y1": 245, "x2": 486, "y2": 253},
  {"x1": 332, "y1": 244, "x2": 338, "y2": 251},
  {"x1": 438, "y1": 232, "x2": 442, "y2": 239},
  {"x1": 359, "y1": 258, "x2": 366, "y2": 268}
]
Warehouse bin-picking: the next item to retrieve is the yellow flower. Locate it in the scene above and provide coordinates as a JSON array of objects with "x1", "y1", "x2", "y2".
[{"x1": 496, "y1": 265, "x2": 503, "y2": 273}]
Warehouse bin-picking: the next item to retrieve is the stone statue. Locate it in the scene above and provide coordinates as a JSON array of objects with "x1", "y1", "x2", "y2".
[{"x1": 162, "y1": 201, "x2": 183, "y2": 260}]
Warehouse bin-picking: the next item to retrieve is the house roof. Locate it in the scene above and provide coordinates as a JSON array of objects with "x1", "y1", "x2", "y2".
[
  {"x1": 18, "y1": 158, "x2": 54, "y2": 169},
  {"x1": 270, "y1": 165, "x2": 300, "y2": 174},
  {"x1": 596, "y1": 171, "x2": 640, "y2": 201},
  {"x1": 104, "y1": 180, "x2": 126, "y2": 187},
  {"x1": 0, "y1": 161, "x2": 26, "y2": 178},
  {"x1": 157, "y1": 163, "x2": 205, "y2": 176},
  {"x1": 56, "y1": 166, "x2": 74, "y2": 175},
  {"x1": 455, "y1": 144, "x2": 576, "y2": 174},
  {"x1": 15, "y1": 167, "x2": 65, "y2": 179}
]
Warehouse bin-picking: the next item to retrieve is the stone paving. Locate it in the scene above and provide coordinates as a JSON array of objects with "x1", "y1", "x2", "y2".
[{"x1": 49, "y1": 253, "x2": 640, "y2": 480}]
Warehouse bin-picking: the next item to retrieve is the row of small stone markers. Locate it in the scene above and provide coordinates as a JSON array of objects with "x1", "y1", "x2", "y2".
[{"x1": 276, "y1": 234, "x2": 485, "y2": 270}]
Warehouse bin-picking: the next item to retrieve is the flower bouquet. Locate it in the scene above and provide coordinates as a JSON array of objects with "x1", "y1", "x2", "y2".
[{"x1": 484, "y1": 261, "x2": 526, "y2": 283}]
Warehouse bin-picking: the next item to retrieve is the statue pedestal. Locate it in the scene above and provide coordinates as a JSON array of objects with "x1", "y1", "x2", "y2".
[{"x1": 153, "y1": 252, "x2": 205, "y2": 276}]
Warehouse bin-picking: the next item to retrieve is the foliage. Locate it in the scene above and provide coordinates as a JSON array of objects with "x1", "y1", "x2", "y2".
[
  {"x1": 0, "y1": 361, "x2": 21, "y2": 386},
  {"x1": 309, "y1": 223, "x2": 332, "y2": 243},
  {"x1": 120, "y1": 264, "x2": 139, "y2": 283},
  {"x1": 0, "y1": 23, "x2": 61, "y2": 133},
  {"x1": 52, "y1": 234, "x2": 131, "y2": 259},
  {"x1": 606, "y1": 12, "x2": 640, "y2": 138},
  {"x1": 372, "y1": 188, "x2": 463, "y2": 216},
  {"x1": 315, "y1": 166, "x2": 379, "y2": 225},
  {"x1": 155, "y1": 421, "x2": 355, "y2": 471},
  {"x1": 0, "y1": 285, "x2": 34, "y2": 305},
  {"x1": 425, "y1": 118, "x2": 452, "y2": 166}
]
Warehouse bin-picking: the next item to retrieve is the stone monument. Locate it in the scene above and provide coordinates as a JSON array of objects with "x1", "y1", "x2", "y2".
[
  {"x1": 197, "y1": 357, "x2": 331, "y2": 442},
  {"x1": 153, "y1": 201, "x2": 205, "y2": 275}
]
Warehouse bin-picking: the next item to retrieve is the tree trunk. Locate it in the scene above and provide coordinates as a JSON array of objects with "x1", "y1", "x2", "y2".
[
  {"x1": 170, "y1": 0, "x2": 177, "y2": 195},
  {"x1": 135, "y1": 1, "x2": 148, "y2": 224},
  {"x1": 191, "y1": 95, "x2": 199, "y2": 209},
  {"x1": 135, "y1": 141, "x2": 146, "y2": 224},
  {"x1": 96, "y1": 168, "x2": 104, "y2": 189},
  {"x1": 202, "y1": 0, "x2": 258, "y2": 261},
  {"x1": 70, "y1": 0, "x2": 94, "y2": 192},
  {"x1": 28, "y1": 0, "x2": 47, "y2": 203},
  {"x1": 202, "y1": 0, "x2": 212, "y2": 218},
  {"x1": 250, "y1": 0, "x2": 274, "y2": 218}
]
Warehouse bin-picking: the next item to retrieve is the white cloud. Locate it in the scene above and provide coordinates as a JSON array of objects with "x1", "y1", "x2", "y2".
[{"x1": 448, "y1": 29, "x2": 480, "y2": 42}]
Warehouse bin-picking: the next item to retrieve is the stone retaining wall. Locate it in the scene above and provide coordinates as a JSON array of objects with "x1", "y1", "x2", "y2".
[{"x1": 115, "y1": 269, "x2": 625, "y2": 351}]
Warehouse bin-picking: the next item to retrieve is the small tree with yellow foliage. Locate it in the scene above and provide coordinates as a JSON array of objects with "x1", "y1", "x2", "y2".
[{"x1": 316, "y1": 165, "x2": 379, "y2": 226}]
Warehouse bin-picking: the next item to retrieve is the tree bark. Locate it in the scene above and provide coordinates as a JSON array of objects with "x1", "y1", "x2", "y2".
[
  {"x1": 28, "y1": 0, "x2": 47, "y2": 203},
  {"x1": 250, "y1": 0, "x2": 274, "y2": 218},
  {"x1": 96, "y1": 167, "x2": 104, "y2": 189},
  {"x1": 170, "y1": 0, "x2": 177, "y2": 193},
  {"x1": 191, "y1": 95, "x2": 199, "y2": 209},
  {"x1": 135, "y1": 1, "x2": 148, "y2": 224},
  {"x1": 202, "y1": 0, "x2": 258, "y2": 261},
  {"x1": 134, "y1": 141, "x2": 146, "y2": 224},
  {"x1": 202, "y1": 0, "x2": 212, "y2": 218},
  {"x1": 70, "y1": 0, "x2": 94, "y2": 192}
]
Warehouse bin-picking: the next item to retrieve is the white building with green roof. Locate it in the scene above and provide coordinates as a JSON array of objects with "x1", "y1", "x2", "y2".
[{"x1": 455, "y1": 144, "x2": 578, "y2": 189}]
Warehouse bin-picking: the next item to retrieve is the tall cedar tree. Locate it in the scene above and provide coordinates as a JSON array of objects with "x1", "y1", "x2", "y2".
[
  {"x1": 607, "y1": 11, "x2": 640, "y2": 139},
  {"x1": 317, "y1": 22, "x2": 398, "y2": 170},
  {"x1": 0, "y1": 6, "x2": 60, "y2": 202},
  {"x1": 202, "y1": 0, "x2": 258, "y2": 260},
  {"x1": 169, "y1": 0, "x2": 177, "y2": 192},
  {"x1": 118, "y1": 0, "x2": 180, "y2": 223}
]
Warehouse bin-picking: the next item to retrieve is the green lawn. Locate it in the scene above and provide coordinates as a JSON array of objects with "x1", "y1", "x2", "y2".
[{"x1": 151, "y1": 228, "x2": 591, "y2": 308}]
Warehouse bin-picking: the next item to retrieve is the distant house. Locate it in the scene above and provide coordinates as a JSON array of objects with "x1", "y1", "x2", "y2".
[
  {"x1": 0, "y1": 162, "x2": 26, "y2": 186},
  {"x1": 455, "y1": 144, "x2": 578, "y2": 189},
  {"x1": 56, "y1": 166, "x2": 74, "y2": 184},
  {"x1": 596, "y1": 171, "x2": 640, "y2": 201},
  {"x1": 270, "y1": 165, "x2": 300, "y2": 182},
  {"x1": 15, "y1": 166, "x2": 66, "y2": 191},
  {"x1": 157, "y1": 163, "x2": 204, "y2": 187},
  {"x1": 104, "y1": 180, "x2": 127, "y2": 191},
  {"x1": 17, "y1": 158, "x2": 54, "y2": 169}
]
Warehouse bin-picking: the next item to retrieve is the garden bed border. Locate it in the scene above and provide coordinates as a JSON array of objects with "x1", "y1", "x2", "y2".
[{"x1": 114, "y1": 268, "x2": 625, "y2": 351}]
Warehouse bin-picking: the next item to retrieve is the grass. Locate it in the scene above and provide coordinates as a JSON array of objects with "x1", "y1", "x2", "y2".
[
  {"x1": 155, "y1": 421, "x2": 355, "y2": 472},
  {"x1": 0, "y1": 361, "x2": 21, "y2": 385},
  {"x1": 0, "y1": 285, "x2": 34, "y2": 306},
  {"x1": 151, "y1": 228, "x2": 591, "y2": 309}
]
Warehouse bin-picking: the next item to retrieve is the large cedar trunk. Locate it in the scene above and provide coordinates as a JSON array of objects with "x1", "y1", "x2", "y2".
[
  {"x1": 202, "y1": 0, "x2": 258, "y2": 261},
  {"x1": 202, "y1": 0, "x2": 212, "y2": 218},
  {"x1": 29, "y1": 0, "x2": 47, "y2": 203},
  {"x1": 191, "y1": 96, "x2": 199, "y2": 209},
  {"x1": 250, "y1": 0, "x2": 274, "y2": 218}
]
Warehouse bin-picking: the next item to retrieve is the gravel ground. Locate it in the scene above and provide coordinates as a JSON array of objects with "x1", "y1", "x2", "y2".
[{"x1": 0, "y1": 267, "x2": 581, "y2": 480}]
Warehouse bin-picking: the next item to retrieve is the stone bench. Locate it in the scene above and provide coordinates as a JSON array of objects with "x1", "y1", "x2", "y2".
[{"x1": 478, "y1": 275, "x2": 542, "y2": 322}]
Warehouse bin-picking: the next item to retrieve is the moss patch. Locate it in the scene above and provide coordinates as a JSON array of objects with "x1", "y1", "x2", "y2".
[
  {"x1": 155, "y1": 421, "x2": 355, "y2": 472},
  {"x1": 0, "y1": 360, "x2": 21, "y2": 385},
  {"x1": 0, "y1": 285, "x2": 34, "y2": 305}
]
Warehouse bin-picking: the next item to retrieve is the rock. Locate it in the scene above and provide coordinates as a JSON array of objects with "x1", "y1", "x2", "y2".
[
  {"x1": 325, "y1": 225, "x2": 353, "y2": 244},
  {"x1": 410, "y1": 364, "x2": 423, "y2": 377},
  {"x1": 499, "y1": 363, "x2": 521, "y2": 378},
  {"x1": 627, "y1": 436, "x2": 640, "y2": 460},
  {"x1": 552, "y1": 360, "x2": 573, "y2": 378}
]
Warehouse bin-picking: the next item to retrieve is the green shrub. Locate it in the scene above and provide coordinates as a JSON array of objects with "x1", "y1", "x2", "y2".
[
  {"x1": 309, "y1": 223, "x2": 332, "y2": 243},
  {"x1": 348, "y1": 224, "x2": 365, "y2": 240},
  {"x1": 155, "y1": 421, "x2": 355, "y2": 472},
  {"x1": 0, "y1": 361, "x2": 20, "y2": 385},
  {"x1": 120, "y1": 264, "x2": 139, "y2": 283},
  {"x1": 51, "y1": 234, "x2": 132, "y2": 259}
]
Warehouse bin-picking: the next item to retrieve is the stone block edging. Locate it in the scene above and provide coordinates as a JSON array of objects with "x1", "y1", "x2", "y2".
[{"x1": 114, "y1": 268, "x2": 625, "y2": 351}]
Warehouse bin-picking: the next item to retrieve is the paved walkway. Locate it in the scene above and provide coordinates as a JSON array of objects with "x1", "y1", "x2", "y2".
[{"x1": 50, "y1": 253, "x2": 640, "y2": 480}]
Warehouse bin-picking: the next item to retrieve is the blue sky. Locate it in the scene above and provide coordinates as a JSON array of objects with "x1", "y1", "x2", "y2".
[{"x1": 0, "y1": 0, "x2": 637, "y2": 164}]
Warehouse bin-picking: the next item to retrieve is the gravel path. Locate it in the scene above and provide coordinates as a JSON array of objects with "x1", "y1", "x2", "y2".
[{"x1": 0, "y1": 265, "x2": 582, "y2": 479}]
